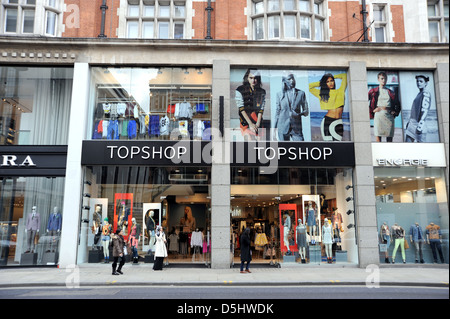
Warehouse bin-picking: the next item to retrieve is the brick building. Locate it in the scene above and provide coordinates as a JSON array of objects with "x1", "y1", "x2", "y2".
[{"x1": 0, "y1": 1, "x2": 448, "y2": 270}]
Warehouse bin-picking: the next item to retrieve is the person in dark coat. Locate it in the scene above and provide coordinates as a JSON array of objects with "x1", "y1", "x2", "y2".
[
  {"x1": 111, "y1": 229, "x2": 125, "y2": 275},
  {"x1": 240, "y1": 227, "x2": 252, "y2": 273}
]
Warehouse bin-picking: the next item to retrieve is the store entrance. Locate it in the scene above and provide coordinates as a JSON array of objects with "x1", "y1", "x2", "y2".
[
  {"x1": 81, "y1": 166, "x2": 211, "y2": 267},
  {"x1": 230, "y1": 167, "x2": 357, "y2": 266}
]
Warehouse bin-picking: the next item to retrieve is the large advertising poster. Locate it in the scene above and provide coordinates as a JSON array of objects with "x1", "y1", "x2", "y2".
[
  {"x1": 230, "y1": 69, "x2": 350, "y2": 142},
  {"x1": 368, "y1": 70, "x2": 439, "y2": 143}
]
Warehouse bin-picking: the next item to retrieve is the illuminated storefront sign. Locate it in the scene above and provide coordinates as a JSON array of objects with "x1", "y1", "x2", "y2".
[{"x1": 81, "y1": 141, "x2": 355, "y2": 167}]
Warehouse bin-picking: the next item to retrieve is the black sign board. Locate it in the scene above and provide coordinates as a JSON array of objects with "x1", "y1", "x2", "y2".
[
  {"x1": 0, "y1": 146, "x2": 68, "y2": 176},
  {"x1": 81, "y1": 141, "x2": 355, "y2": 167}
]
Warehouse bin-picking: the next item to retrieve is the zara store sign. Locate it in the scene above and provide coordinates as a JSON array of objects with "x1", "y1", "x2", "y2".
[
  {"x1": 0, "y1": 146, "x2": 67, "y2": 176},
  {"x1": 1, "y1": 155, "x2": 36, "y2": 167}
]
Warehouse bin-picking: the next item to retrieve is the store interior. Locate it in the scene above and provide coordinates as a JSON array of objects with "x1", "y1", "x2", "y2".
[{"x1": 230, "y1": 167, "x2": 357, "y2": 266}]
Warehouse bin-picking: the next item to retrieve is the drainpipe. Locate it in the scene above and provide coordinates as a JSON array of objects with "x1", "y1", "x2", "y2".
[
  {"x1": 98, "y1": 0, "x2": 108, "y2": 38},
  {"x1": 205, "y1": 0, "x2": 213, "y2": 39},
  {"x1": 361, "y1": 0, "x2": 369, "y2": 42}
]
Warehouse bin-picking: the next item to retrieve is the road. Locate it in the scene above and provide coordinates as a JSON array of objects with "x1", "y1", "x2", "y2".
[{"x1": 0, "y1": 285, "x2": 447, "y2": 300}]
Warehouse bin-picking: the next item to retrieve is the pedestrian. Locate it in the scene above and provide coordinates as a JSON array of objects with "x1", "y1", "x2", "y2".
[
  {"x1": 240, "y1": 227, "x2": 252, "y2": 273},
  {"x1": 111, "y1": 229, "x2": 125, "y2": 275},
  {"x1": 153, "y1": 225, "x2": 167, "y2": 271}
]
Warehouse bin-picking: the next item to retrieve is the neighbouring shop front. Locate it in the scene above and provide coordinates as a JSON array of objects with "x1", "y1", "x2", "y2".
[
  {"x1": 368, "y1": 68, "x2": 448, "y2": 265},
  {"x1": 0, "y1": 66, "x2": 73, "y2": 267}
]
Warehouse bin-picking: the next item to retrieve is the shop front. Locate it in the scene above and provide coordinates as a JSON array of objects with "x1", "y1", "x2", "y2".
[
  {"x1": 229, "y1": 142, "x2": 357, "y2": 266},
  {"x1": 373, "y1": 143, "x2": 448, "y2": 265},
  {"x1": 0, "y1": 66, "x2": 73, "y2": 267},
  {"x1": 78, "y1": 66, "x2": 213, "y2": 266}
]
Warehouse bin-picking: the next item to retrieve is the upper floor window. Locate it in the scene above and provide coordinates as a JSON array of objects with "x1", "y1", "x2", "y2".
[
  {"x1": 124, "y1": 0, "x2": 186, "y2": 39},
  {"x1": 428, "y1": 0, "x2": 449, "y2": 42},
  {"x1": 250, "y1": 0, "x2": 327, "y2": 41},
  {"x1": 0, "y1": 0, "x2": 62, "y2": 36},
  {"x1": 372, "y1": 4, "x2": 387, "y2": 42}
]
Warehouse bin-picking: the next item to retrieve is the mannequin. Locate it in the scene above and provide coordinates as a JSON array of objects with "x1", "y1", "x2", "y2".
[
  {"x1": 129, "y1": 217, "x2": 140, "y2": 263},
  {"x1": 380, "y1": 222, "x2": 391, "y2": 263},
  {"x1": 296, "y1": 219, "x2": 307, "y2": 263},
  {"x1": 118, "y1": 201, "x2": 130, "y2": 236},
  {"x1": 330, "y1": 208, "x2": 343, "y2": 244},
  {"x1": 306, "y1": 201, "x2": 316, "y2": 244},
  {"x1": 283, "y1": 212, "x2": 292, "y2": 256},
  {"x1": 25, "y1": 206, "x2": 40, "y2": 253},
  {"x1": 391, "y1": 223, "x2": 406, "y2": 264},
  {"x1": 409, "y1": 222, "x2": 425, "y2": 263},
  {"x1": 102, "y1": 218, "x2": 112, "y2": 263},
  {"x1": 183, "y1": 206, "x2": 196, "y2": 232},
  {"x1": 146, "y1": 210, "x2": 156, "y2": 253},
  {"x1": 46, "y1": 206, "x2": 62, "y2": 253},
  {"x1": 92, "y1": 205, "x2": 102, "y2": 250},
  {"x1": 426, "y1": 222, "x2": 444, "y2": 263},
  {"x1": 322, "y1": 218, "x2": 333, "y2": 263}
]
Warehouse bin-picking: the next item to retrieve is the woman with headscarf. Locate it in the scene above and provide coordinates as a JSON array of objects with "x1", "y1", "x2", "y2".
[
  {"x1": 153, "y1": 225, "x2": 167, "y2": 271},
  {"x1": 240, "y1": 227, "x2": 252, "y2": 273}
]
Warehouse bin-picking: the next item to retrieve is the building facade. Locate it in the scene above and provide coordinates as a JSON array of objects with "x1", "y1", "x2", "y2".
[{"x1": 0, "y1": 0, "x2": 448, "y2": 269}]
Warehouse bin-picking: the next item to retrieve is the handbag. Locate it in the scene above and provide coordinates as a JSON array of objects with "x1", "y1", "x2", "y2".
[
  {"x1": 123, "y1": 246, "x2": 128, "y2": 255},
  {"x1": 404, "y1": 238, "x2": 409, "y2": 249}
]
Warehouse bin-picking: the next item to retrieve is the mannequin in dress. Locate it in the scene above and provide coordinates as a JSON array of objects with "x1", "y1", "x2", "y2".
[
  {"x1": 322, "y1": 218, "x2": 333, "y2": 263},
  {"x1": 25, "y1": 206, "x2": 40, "y2": 253},
  {"x1": 296, "y1": 219, "x2": 307, "y2": 263},
  {"x1": 306, "y1": 201, "x2": 317, "y2": 244}
]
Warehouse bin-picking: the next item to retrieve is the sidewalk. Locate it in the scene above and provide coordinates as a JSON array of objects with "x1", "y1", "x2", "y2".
[{"x1": 0, "y1": 263, "x2": 448, "y2": 288}]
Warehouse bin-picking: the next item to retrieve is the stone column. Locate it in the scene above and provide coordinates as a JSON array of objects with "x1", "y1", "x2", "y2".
[
  {"x1": 435, "y1": 63, "x2": 449, "y2": 202},
  {"x1": 210, "y1": 59, "x2": 231, "y2": 269},
  {"x1": 59, "y1": 62, "x2": 90, "y2": 268},
  {"x1": 347, "y1": 61, "x2": 379, "y2": 267}
]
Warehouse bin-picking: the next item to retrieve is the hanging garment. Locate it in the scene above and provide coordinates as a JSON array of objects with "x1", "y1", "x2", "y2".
[
  {"x1": 149, "y1": 115, "x2": 160, "y2": 136},
  {"x1": 160, "y1": 115, "x2": 170, "y2": 136},
  {"x1": 190, "y1": 231, "x2": 203, "y2": 248},
  {"x1": 127, "y1": 119, "x2": 137, "y2": 139},
  {"x1": 255, "y1": 233, "x2": 268, "y2": 246}
]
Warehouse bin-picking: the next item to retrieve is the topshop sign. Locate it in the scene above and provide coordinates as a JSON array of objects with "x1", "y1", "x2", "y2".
[{"x1": 81, "y1": 141, "x2": 355, "y2": 168}]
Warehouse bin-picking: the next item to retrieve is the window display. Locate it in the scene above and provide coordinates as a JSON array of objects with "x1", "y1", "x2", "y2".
[
  {"x1": 80, "y1": 166, "x2": 211, "y2": 265},
  {"x1": 0, "y1": 176, "x2": 65, "y2": 266},
  {"x1": 89, "y1": 67, "x2": 212, "y2": 142},
  {"x1": 0, "y1": 66, "x2": 73, "y2": 145},
  {"x1": 230, "y1": 167, "x2": 356, "y2": 266},
  {"x1": 375, "y1": 167, "x2": 448, "y2": 264}
]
